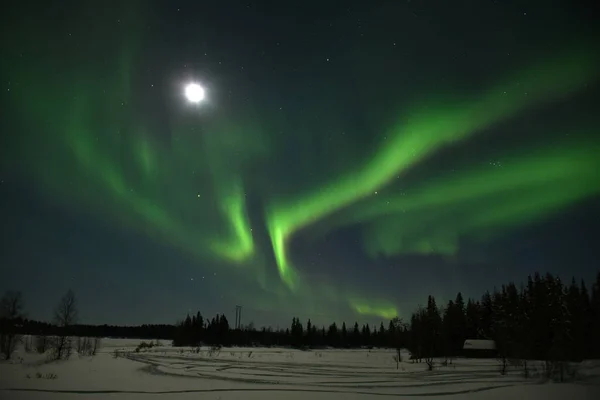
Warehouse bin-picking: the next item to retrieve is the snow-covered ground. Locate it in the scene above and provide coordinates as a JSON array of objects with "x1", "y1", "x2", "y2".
[{"x1": 1, "y1": 337, "x2": 599, "y2": 399}]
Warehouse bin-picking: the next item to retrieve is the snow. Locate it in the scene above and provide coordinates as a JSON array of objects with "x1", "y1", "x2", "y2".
[
  {"x1": 463, "y1": 339, "x2": 496, "y2": 350},
  {"x1": 1, "y1": 337, "x2": 599, "y2": 399}
]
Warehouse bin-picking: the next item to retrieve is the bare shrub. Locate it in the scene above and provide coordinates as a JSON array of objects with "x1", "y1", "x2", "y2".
[
  {"x1": 76, "y1": 337, "x2": 99, "y2": 356},
  {"x1": 542, "y1": 360, "x2": 579, "y2": 382},
  {"x1": 136, "y1": 341, "x2": 154, "y2": 352},
  {"x1": 50, "y1": 335, "x2": 72, "y2": 360},
  {"x1": 523, "y1": 360, "x2": 529, "y2": 378},
  {"x1": 425, "y1": 358, "x2": 435, "y2": 371},
  {"x1": 206, "y1": 345, "x2": 221, "y2": 357},
  {"x1": 33, "y1": 371, "x2": 57, "y2": 379},
  {"x1": 508, "y1": 358, "x2": 523, "y2": 367},
  {"x1": 498, "y1": 356, "x2": 508, "y2": 375},
  {"x1": 92, "y1": 338, "x2": 101, "y2": 355},
  {"x1": 34, "y1": 335, "x2": 49, "y2": 354},
  {"x1": 76, "y1": 337, "x2": 86, "y2": 355},
  {"x1": 563, "y1": 362, "x2": 581, "y2": 381},
  {"x1": 23, "y1": 336, "x2": 33, "y2": 353}
]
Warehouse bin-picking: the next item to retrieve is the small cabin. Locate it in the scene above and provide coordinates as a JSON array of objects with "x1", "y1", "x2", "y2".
[{"x1": 462, "y1": 339, "x2": 497, "y2": 358}]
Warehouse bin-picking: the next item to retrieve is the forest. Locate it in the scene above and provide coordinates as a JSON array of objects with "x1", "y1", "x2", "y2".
[{"x1": 2, "y1": 272, "x2": 600, "y2": 369}]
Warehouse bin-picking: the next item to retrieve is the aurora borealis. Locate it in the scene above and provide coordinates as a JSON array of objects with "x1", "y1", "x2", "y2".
[{"x1": 1, "y1": 1, "x2": 599, "y2": 325}]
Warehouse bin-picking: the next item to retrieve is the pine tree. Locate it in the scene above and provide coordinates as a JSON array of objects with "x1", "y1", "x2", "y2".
[
  {"x1": 516, "y1": 283, "x2": 533, "y2": 374},
  {"x1": 218, "y1": 314, "x2": 230, "y2": 345},
  {"x1": 290, "y1": 317, "x2": 303, "y2": 347},
  {"x1": 442, "y1": 300, "x2": 455, "y2": 360},
  {"x1": 491, "y1": 288, "x2": 510, "y2": 374},
  {"x1": 565, "y1": 278, "x2": 583, "y2": 360},
  {"x1": 306, "y1": 319, "x2": 313, "y2": 347},
  {"x1": 591, "y1": 273, "x2": 600, "y2": 358},
  {"x1": 311, "y1": 324, "x2": 318, "y2": 345},
  {"x1": 424, "y1": 296, "x2": 442, "y2": 364},
  {"x1": 409, "y1": 309, "x2": 423, "y2": 361},
  {"x1": 480, "y1": 291, "x2": 493, "y2": 339},
  {"x1": 327, "y1": 322, "x2": 339, "y2": 347},
  {"x1": 547, "y1": 276, "x2": 571, "y2": 380},
  {"x1": 453, "y1": 292, "x2": 467, "y2": 353},
  {"x1": 362, "y1": 324, "x2": 371, "y2": 347},
  {"x1": 465, "y1": 299, "x2": 480, "y2": 340},
  {"x1": 580, "y1": 280, "x2": 593, "y2": 357},
  {"x1": 388, "y1": 317, "x2": 404, "y2": 349},
  {"x1": 353, "y1": 322, "x2": 360, "y2": 347},
  {"x1": 378, "y1": 322, "x2": 385, "y2": 347}
]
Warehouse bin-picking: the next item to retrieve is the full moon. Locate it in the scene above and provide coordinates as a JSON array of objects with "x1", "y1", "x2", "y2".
[{"x1": 184, "y1": 83, "x2": 205, "y2": 103}]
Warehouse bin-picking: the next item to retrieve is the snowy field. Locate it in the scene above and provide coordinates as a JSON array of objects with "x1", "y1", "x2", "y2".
[{"x1": 1, "y1": 337, "x2": 599, "y2": 399}]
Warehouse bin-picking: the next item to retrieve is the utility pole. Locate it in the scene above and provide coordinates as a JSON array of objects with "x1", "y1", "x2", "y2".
[{"x1": 235, "y1": 305, "x2": 242, "y2": 329}]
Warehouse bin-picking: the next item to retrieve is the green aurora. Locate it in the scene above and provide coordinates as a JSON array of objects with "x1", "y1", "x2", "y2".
[{"x1": 3, "y1": 6, "x2": 599, "y2": 321}]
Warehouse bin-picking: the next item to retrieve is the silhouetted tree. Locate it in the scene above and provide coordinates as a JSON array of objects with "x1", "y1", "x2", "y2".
[
  {"x1": 361, "y1": 324, "x2": 371, "y2": 347},
  {"x1": 591, "y1": 273, "x2": 600, "y2": 358},
  {"x1": 479, "y1": 291, "x2": 493, "y2": 339},
  {"x1": 491, "y1": 288, "x2": 510, "y2": 374},
  {"x1": 291, "y1": 317, "x2": 304, "y2": 347},
  {"x1": 352, "y1": 322, "x2": 360, "y2": 347},
  {"x1": 565, "y1": 278, "x2": 584, "y2": 360},
  {"x1": 327, "y1": 322, "x2": 339, "y2": 347},
  {"x1": 0, "y1": 291, "x2": 25, "y2": 360},
  {"x1": 52, "y1": 289, "x2": 78, "y2": 360},
  {"x1": 546, "y1": 275, "x2": 571, "y2": 381},
  {"x1": 341, "y1": 322, "x2": 348, "y2": 347},
  {"x1": 465, "y1": 298, "x2": 480, "y2": 339},
  {"x1": 305, "y1": 319, "x2": 313, "y2": 346}
]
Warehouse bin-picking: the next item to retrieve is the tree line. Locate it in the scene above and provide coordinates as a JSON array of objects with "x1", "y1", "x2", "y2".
[
  {"x1": 2, "y1": 271, "x2": 600, "y2": 368},
  {"x1": 1, "y1": 289, "x2": 85, "y2": 360},
  {"x1": 171, "y1": 272, "x2": 600, "y2": 365},
  {"x1": 172, "y1": 312, "x2": 408, "y2": 349}
]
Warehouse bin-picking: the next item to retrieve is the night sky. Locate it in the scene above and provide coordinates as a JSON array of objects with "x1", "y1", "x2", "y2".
[{"x1": 1, "y1": 0, "x2": 599, "y2": 327}]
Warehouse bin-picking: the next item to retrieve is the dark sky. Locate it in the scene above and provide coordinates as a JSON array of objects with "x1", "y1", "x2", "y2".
[{"x1": 1, "y1": 0, "x2": 599, "y2": 327}]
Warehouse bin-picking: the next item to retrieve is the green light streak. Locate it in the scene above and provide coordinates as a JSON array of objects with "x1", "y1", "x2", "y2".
[
  {"x1": 352, "y1": 303, "x2": 399, "y2": 319},
  {"x1": 359, "y1": 138, "x2": 600, "y2": 257},
  {"x1": 267, "y1": 48, "x2": 599, "y2": 287},
  {"x1": 209, "y1": 181, "x2": 254, "y2": 262}
]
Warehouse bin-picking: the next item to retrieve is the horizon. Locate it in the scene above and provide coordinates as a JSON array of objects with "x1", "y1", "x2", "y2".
[{"x1": 8, "y1": 269, "x2": 598, "y2": 330}]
